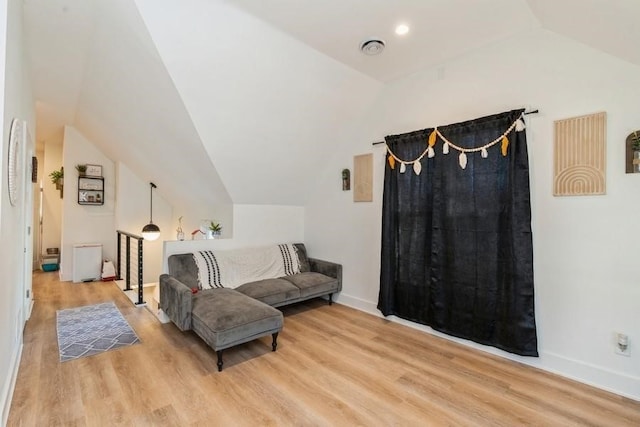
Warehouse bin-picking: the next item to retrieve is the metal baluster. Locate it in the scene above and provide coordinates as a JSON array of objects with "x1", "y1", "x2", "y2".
[
  {"x1": 125, "y1": 236, "x2": 131, "y2": 291},
  {"x1": 136, "y1": 238, "x2": 145, "y2": 305}
]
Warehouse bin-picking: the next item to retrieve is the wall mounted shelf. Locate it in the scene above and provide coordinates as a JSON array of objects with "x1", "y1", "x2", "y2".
[{"x1": 78, "y1": 176, "x2": 104, "y2": 205}]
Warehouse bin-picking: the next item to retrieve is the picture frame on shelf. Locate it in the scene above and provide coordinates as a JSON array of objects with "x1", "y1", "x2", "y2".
[{"x1": 86, "y1": 164, "x2": 102, "y2": 177}]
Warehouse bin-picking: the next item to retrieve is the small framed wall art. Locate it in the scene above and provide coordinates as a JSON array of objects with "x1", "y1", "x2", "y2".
[
  {"x1": 353, "y1": 153, "x2": 373, "y2": 202},
  {"x1": 85, "y1": 164, "x2": 102, "y2": 177}
]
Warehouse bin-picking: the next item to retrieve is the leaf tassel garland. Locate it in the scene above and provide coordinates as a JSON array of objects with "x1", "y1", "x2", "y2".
[
  {"x1": 459, "y1": 152, "x2": 467, "y2": 169},
  {"x1": 413, "y1": 161, "x2": 422, "y2": 175},
  {"x1": 501, "y1": 136, "x2": 509, "y2": 156},
  {"x1": 428, "y1": 130, "x2": 437, "y2": 147},
  {"x1": 387, "y1": 117, "x2": 521, "y2": 173}
]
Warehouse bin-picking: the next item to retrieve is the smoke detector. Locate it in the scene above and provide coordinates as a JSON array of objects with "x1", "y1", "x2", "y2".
[{"x1": 359, "y1": 38, "x2": 385, "y2": 55}]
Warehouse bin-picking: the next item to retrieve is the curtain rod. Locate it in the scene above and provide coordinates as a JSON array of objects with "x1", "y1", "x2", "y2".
[{"x1": 372, "y1": 109, "x2": 540, "y2": 146}]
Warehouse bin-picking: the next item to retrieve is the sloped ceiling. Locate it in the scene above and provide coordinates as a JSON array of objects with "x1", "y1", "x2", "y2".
[
  {"x1": 527, "y1": 0, "x2": 640, "y2": 67},
  {"x1": 134, "y1": 0, "x2": 382, "y2": 205},
  {"x1": 230, "y1": 0, "x2": 539, "y2": 83},
  {"x1": 23, "y1": 0, "x2": 640, "y2": 207},
  {"x1": 24, "y1": 0, "x2": 231, "y2": 210}
]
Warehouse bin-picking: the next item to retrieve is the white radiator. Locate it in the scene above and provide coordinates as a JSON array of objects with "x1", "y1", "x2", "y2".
[{"x1": 72, "y1": 243, "x2": 103, "y2": 283}]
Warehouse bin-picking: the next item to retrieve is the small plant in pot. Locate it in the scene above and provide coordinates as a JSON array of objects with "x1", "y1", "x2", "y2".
[
  {"x1": 75, "y1": 164, "x2": 87, "y2": 176},
  {"x1": 49, "y1": 168, "x2": 64, "y2": 188},
  {"x1": 209, "y1": 221, "x2": 222, "y2": 238},
  {"x1": 632, "y1": 131, "x2": 640, "y2": 152}
]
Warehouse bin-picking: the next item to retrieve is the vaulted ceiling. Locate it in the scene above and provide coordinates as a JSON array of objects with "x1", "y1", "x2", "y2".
[{"x1": 22, "y1": 0, "x2": 640, "y2": 208}]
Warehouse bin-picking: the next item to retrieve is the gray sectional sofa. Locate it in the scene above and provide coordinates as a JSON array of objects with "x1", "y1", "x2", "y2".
[{"x1": 159, "y1": 243, "x2": 342, "y2": 370}]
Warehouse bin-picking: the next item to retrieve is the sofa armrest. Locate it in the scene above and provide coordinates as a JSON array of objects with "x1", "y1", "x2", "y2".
[
  {"x1": 159, "y1": 273, "x2": 193, "y2": 331},
  {"x1": 309, "y1": 258, "x2": 342, "y2": 292}
]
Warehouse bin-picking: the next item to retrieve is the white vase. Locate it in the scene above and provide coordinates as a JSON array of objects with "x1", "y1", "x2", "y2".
[{"x1": 205, "y1": 230, "x2": 221, "y2": 239}]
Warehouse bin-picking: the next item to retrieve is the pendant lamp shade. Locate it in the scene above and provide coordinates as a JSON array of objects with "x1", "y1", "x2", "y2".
[
  {"x1": 142, "y1": 182, "x2": 160, "y2": 241},
  {"x1": 142, "y1": 223, "x2": 160, "y2": 241}
]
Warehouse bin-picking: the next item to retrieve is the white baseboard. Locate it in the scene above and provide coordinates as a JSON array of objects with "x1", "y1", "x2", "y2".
[
  {"x1": 334, "y1": 293, "x2": 380, "y2": 316},
  {"x1": 26, "y1": 300, "x2": 34, "y2": 320},
  {"x1": 1, "y1": 343, "x2": 23, "y2": 426},
  {"x1": 335, "y1": 292, "x2": 639, "y2": 402},
  {"x1": 155, "y1": 308, "x2": 170, "y2": 324},
  {"x1": 534, "y1": 351, "x2": 640, "y2": 401}
]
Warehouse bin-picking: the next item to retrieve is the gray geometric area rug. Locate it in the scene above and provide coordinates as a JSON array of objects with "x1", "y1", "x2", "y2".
[{"x1": 56, "y1": 301, "x2": 140, "y2": 362}]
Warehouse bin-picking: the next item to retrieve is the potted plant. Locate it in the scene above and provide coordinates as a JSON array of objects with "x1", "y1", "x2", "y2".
[
  {"x1": 75, "y1": 164, "x2": 87, "y2": 176},
  {"x1": 631, "y1": 131, "x2": 640, "y2": 173},
  {"x1": 49, "y1": 167, "x2": 64, "y2": 189},
  {"x1": 209, "y1": 221, "x2": 222, "y2": 238},
  {"x1": 632, "y1": 131, "x2": 640, "y2": 152}
]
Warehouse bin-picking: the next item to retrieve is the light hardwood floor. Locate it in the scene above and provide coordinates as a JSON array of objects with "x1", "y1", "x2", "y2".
[{"x1": 7, "y1": 271, "x2": 640, "y2": 426}]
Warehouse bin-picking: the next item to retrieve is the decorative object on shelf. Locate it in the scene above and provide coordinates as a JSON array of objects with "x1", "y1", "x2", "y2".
[
  {"x1": 141, "y1": 182, "x2": 160, "y2": 241},
  {"x1": 75, "y1": 164, "x2": 87, "y2": 176},
  {"x1": 85, "y1": 164, "x2": 102, "y2": 177},
  {"x1": 342, "y1": 168, "x2": 350, "y2": 191},
  {"x1": 7, "y1": 118, "x2": 22, "y2": 206},
  {"x1": 176, "y1": 216, "x2": 185, "y2": 241},
  {"x1": 198, "y1": 219, "x2": 222, "y2": 239},
  {"x1": 209, "y1": 221, "x2": 222, "y2": 238}
]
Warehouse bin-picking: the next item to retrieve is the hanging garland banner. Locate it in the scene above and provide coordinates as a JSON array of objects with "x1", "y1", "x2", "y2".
[{"x1": 386, "y1": 113, "x2": 526, "y2": 173}]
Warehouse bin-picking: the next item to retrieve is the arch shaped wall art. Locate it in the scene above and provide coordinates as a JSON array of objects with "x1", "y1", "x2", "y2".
[{"x1": 553, "y1": 112, "x2": 606, "y2": 196}]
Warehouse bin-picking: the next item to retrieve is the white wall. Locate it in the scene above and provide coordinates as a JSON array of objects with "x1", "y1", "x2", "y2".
[
  {"x1": 163, "y1": 204, "x2": 304, "y2": 271},
  {"x1": 59, "y1": 126, "x2": 116, "y2": 281},
  {"x1": 135, "y1": 0, "x2": 382, "y2": 206},
  {"x1": 69, "y1": 0, "x2": 233, "y2": 221},
  {"x1": 170, "y1": 206, "x2": 234, "y2": 243},
  {"x1": 0, "y1": 0, "x2": 35, "y2": 423},
  {"x1": 306, "y1": 28, "x2": 640, "y2": 400},
  {"x1": 115, "y1": 162, "x2": 172, "y2": 284},
  {"x1": 41, "y1": 139, "x2": 62, "y2": 259}
]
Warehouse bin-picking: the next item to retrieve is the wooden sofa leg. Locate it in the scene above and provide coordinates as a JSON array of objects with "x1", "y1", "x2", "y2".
[
  {"x1": 272, "y1": 332, "x2": 278, "y2": 352},
  {"x1": 328, "y1": 293, "x2": 333, "y2": 305},
  {"x1": 217, "y1": 350, "x2": 224, "y2": 372}
]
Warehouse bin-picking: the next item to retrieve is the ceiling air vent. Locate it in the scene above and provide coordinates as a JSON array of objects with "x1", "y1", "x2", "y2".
[{"x1": 359, "y1": 38, "x2": 385, "y2": 55}]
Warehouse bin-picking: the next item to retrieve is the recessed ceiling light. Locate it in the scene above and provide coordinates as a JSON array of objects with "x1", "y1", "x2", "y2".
[{"x1": 395, "y1": 24, "x2": 410, "y2": 36}]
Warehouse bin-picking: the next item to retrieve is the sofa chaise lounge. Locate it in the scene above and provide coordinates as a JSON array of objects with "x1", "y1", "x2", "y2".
[{"x1": 160, "y1": 243, "x2": 342, "y2": 370}]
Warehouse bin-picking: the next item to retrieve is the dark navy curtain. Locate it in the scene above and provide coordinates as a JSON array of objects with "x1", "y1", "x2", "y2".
[{"x1": 378, "y1": 109, "x2": 538, "y2": 356}]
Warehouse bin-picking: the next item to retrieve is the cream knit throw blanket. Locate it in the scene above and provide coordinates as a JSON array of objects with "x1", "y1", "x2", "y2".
[{"x1": 193, "y1": 243, "x2": 301, "y2": 289}]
